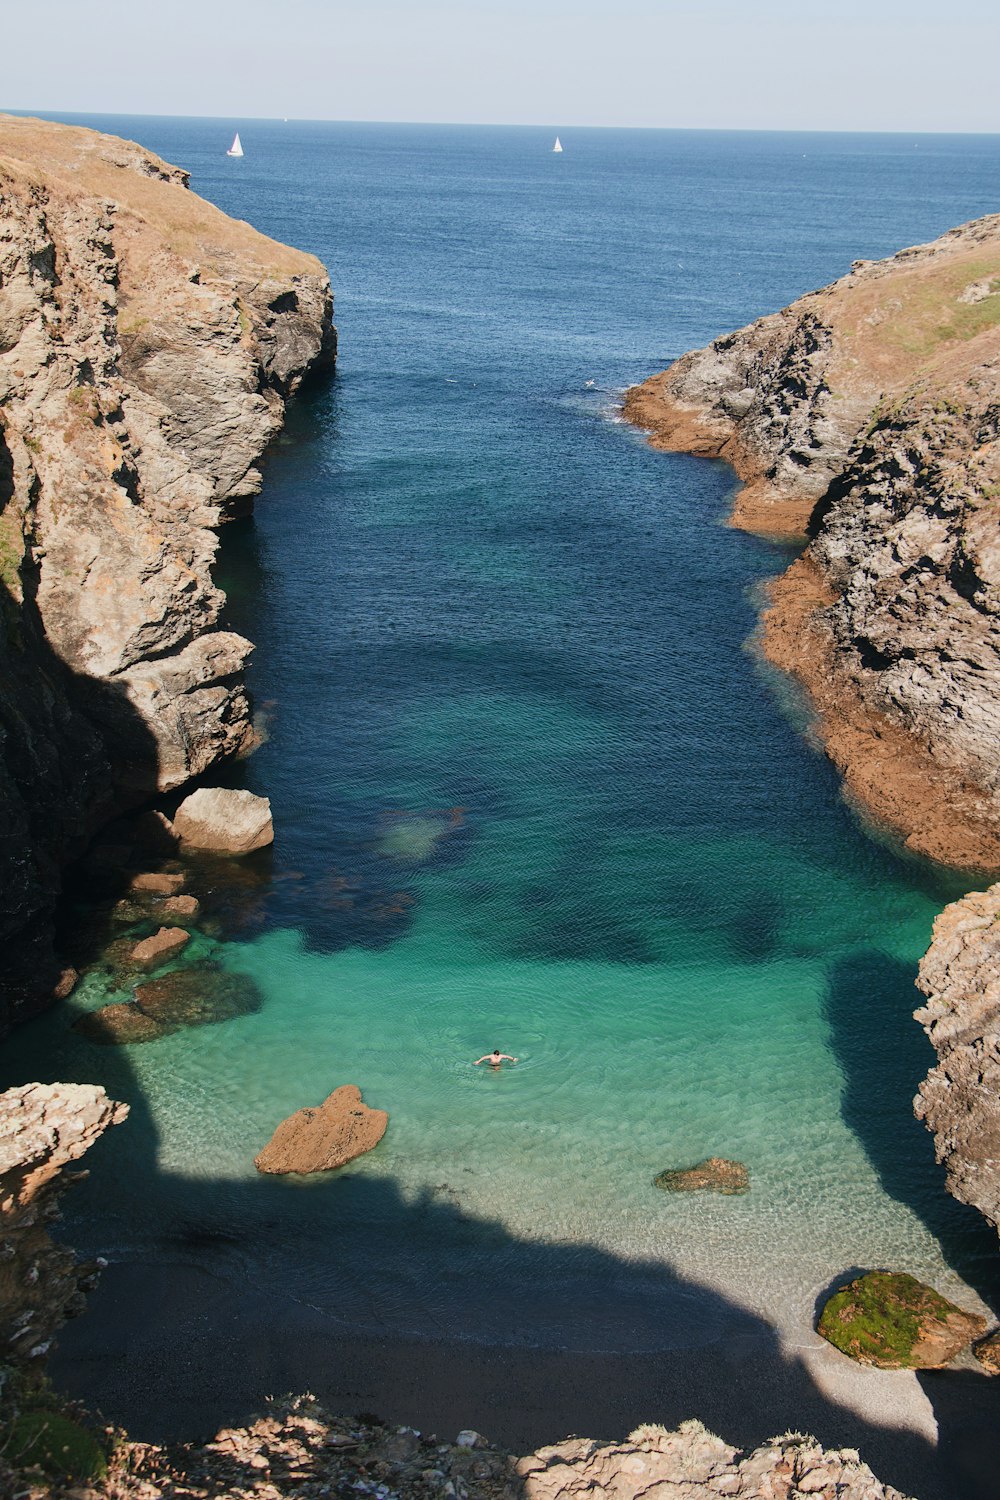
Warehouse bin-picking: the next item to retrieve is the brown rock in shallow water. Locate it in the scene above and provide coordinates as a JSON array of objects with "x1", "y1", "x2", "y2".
[
  {"x1": 74, "y1": 1003, "x2": 167, "y2": 1045},
  {"x1": 174, "y1": 788, "x2": 273, "y2": 854},
  {"x1": 129, "y1": 926, "x2": 190, "y2": 970},
  {"x1": 134, "y1": 965, "x2": 262, "y2": 1030},
  {"x1": 654, "y1": 1157, "x2": 749, "y2": 1194},
  {"x1": 255, "y1": 1085, "x2": 387, "y2": 1175}
]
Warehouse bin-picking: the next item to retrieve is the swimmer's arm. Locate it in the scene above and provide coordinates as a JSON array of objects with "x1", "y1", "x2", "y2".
[{"x1": 473, "y1": 1056, "x2": 489, "y2": 1065}]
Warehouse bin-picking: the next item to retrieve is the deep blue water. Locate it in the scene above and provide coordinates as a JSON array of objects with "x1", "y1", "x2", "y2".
[{"x1": 7, "y1": 116, "x2": 1000, "y2": 1355}]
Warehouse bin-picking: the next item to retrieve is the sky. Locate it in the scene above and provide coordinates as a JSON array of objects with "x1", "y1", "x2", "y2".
[{"x1": 4, "y1": 0, "x2": 1000, "y2": 133}]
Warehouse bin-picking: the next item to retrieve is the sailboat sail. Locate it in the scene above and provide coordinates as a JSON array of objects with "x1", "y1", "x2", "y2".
[
  {"x1": 552, "y1": 136, "x2": 563, "y2": 153},
  {"x1": 227, "y1": 132, "x2": 244, "y2": 157}
]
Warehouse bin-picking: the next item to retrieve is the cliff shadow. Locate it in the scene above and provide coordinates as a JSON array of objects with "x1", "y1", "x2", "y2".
[
  {"x1": 0, "y1": 542, "x2": 164, "y2": 1030},
  {"x1": 11, "y1": 1047, "x2": 974, "y2": 1500},
  {"x1": 823, "y1": 947, "x2": 1000, "y2": 1309}
]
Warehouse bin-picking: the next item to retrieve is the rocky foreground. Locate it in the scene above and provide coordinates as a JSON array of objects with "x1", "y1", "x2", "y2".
[
  {"x1": 625, "y1": 215, "x2": 1000, "y2": 874},
  {"x1": 0, "y1": 114, "x2": 335, "y2": 1029}
]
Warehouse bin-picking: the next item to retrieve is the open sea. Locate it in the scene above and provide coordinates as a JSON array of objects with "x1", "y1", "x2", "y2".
[{"x1": 6, "y1": 117, "x2": 1000, "y2": 1360}]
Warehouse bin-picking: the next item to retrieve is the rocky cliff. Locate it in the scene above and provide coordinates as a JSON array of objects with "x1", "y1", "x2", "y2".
[
  {"x1": 0, "y1": 115, "x2": 335, "y2": 1026},
  {"x1": 914, "y1": 883, "x2": 1000, "y2": 1243},
  {"x1": 625, "y1": 215, "x2": 1000, "y2": 873}
]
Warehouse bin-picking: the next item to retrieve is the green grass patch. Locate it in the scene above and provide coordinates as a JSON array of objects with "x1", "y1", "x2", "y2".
[{"x1": 3, "y1": 1410, "x2": 107, "y2": 1482}]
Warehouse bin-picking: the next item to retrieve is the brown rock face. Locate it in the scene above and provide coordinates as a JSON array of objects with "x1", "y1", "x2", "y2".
[
  {"x1": 914, "y1": 883, "x2": 1000, "y2": 1242},
  {"x1": 974, "y1": 1330, "x2": 1000, "y2": 1375},
  {"x1": 173, "y1": 787, "x2": 274, "y2": 853},
  {"x1": 653, "y1": 1157, "x2": 749, "y2": 1194},
  {"x1": 0, "y1": 1082, "x2": 127, "y2": 1369},
  {"x1": 255, "y1": 1085, "x2": 388, "y2": 1175},
  {"x1": 626, "y1": 214, "x2": 1000, "y2": 873},
  {"x1": 0, "y1": 113, "x2": 335, "y2": 1031}
]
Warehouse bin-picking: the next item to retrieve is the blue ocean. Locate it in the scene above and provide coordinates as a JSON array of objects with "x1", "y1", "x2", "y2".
[{"x1": 6, "y1": 118, "x2": 1000, "y2": 1390}]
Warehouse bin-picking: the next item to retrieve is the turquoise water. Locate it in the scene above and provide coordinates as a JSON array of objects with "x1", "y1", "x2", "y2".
[{"x1": 6, "y1": 119, "x2": 1000, "y2": 1352}]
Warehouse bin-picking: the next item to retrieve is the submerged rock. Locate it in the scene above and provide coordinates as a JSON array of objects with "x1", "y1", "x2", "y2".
[
  {"x1": 255, "y1": 1084, "x2": 387, "y2": 1175},
  {"x1": 74, "y1": 1003, "x2": 167, "y2": 1045},
  {"x1": 817, "y1": 1270, "x2": 986, "y2": 1368},
  {"x1": 75, "y1": 963, "x2": 262, "y2": 1044},
  {"x1": 653, "y1": 1157, "x2": 749, "y2": 1194},
  {"x1": 174, "y1": 788, "x2": 274, "y2": 854},
  {"x1": 134, "y1": 965, "x2": 263, "y2": 1030}
]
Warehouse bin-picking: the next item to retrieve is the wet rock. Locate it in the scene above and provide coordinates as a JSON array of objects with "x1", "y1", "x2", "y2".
[
  {"x1": 128, "y1": 926, "x2": 190, "y2": 970},
  {"x1": 174, "y1": 788, "x2": 273, "y2": 854},
  {"x1": 817, "y1": 1270, "x2": 986, "y2": 1368},
  {"x1": 653, "y1": 1157, "x2": 749, "y2": 1194},
  {"x1": 134, "y1": 965, "x2": 262, "y2": 1031},
  {"x1": 130, "y1": 871, "x2": 185, "y2": 896},
  {"x1": 73, "y1": 1003, "x2": 167, "y2": 1045},
  {"x1": 157, "y1": 894, "x2": 201, "y2": 922},
  {"x1": 255, "y1": 1084, "x2": 387, "y2": 1175},
  {"x1": 52, "y1": 967, "x2": 78, "y2": 1000}
]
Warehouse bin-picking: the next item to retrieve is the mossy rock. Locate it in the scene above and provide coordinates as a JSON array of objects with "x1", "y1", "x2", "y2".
[
  {"x1": 4, "y1": 1409, "x2": 107, "y2": 1481},
  {"x1": 817, "y1": 1270, "x2": 987, "y2": 1369}
]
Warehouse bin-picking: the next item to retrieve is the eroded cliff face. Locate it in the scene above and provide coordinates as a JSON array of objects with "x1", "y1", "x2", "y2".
[
  {"x1": 625, "y1": 214, "x2": 1000, "y2": 872},
  {"x1": 0, "y1": 115, "x2": 335, "y2": 1024},
  {"x1": 914, "y1": 884, "x2": 1000, "y2": 1242}
]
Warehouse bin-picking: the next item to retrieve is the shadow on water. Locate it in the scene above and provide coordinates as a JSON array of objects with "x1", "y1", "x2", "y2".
[
  {"x1": 824, "y1": 949, "x2": 1000, "y2": 1309},
  {"x1": 32, "y1": 1030, "x2": 994, "y2": 1500}
]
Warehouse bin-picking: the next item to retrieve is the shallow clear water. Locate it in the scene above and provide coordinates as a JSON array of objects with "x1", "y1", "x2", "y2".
[{"x1": 6, "y1": 117, "x2": 1000, "y2": 1351}]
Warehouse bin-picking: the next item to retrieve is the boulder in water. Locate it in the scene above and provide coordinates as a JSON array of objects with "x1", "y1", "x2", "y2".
[
  {"x1": 129, "y1": 926, "x2": 190, "y2": 970},
  {"x1": 174, "y1": 788, "x2": 273, "y2": 854},
  {"x1": 130, "y1": 870, "x2": 185, "y2": 895},
  {"x1": 254, "y1": 1084, "x2": 387, "y2": 1174},
  {"x1": 817, "y1": 1270, "x2": 987, "y2": 1368},
  {"x1": 653, "y1": 1157, "x2": 749, "y2": 1194},
  {"x1": 974, "y1": 1330, "x2": 1000, "y2": 1375}
]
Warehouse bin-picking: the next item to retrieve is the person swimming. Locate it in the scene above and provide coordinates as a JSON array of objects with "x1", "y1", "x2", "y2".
[{"x1": 473, "y1": 1049, "x2": 518, "y2": 1069}]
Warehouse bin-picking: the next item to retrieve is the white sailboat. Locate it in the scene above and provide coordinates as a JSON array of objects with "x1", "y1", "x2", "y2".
[
  {"x1": 552, "y1": 136, "x2": 563, "y2": 153},
  {"x1": 227, "y1": 132, "x2": 244, "y2": 158}
]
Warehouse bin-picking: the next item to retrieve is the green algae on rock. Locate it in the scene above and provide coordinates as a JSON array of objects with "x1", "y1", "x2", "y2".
[
  {"x1": 817, "y1": 1270, "x2": 986, "y2": 1368},
  {"x1": 653, "y1": 1158, "x2": 749, "y2": 1194}
]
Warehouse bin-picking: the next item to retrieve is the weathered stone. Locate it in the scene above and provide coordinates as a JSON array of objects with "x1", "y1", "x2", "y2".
[
  {"x1": 134, "y1": 964, "x2": 263, "y2": 1031},
  {"x1": 974, "y1": 1329, "x2": 1000, "y2": 1375},
  {"x1": 817, "y1": 1270, "x2": 986, "y2": 1368},
  {"x1": 914, "y1": 882, "x2": 1000, "y2": 1246},
  {"x1": 52, "y1": 967, "x2": 78, "y2": 1000},
  {"x1": 129, "y1": 871, "x2": 185, "y2": 896},
  {"x1": 0, "y1": 112, "x2": 334, "y2": 1032},
  {"x1": 0, "y1": 1082, "x2": 127, "y2": 1367},
  {"x1": 156, "y1": 893, "x2": 201, "y2": 921},
  {"x1": 653, "y1": 1157, "x2": 749, "y2": 1194},
  {"x1": 174, "y1": 788, "x2": 274, "y2": 854},
  {"x1": 626, "y1": 213, "x2": 1000, "y2": 872},
  {"x1": 255, "y1": 1085, "x2": 387, "y2": 1175},
  {"x1": 128, "y1": 926, "x2": 190, "y2": 970}
]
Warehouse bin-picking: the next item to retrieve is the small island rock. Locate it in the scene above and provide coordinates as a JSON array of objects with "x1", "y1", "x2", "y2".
[
  {"x1": 255, "y1": 1084, "x2": 387, "y2": 1175},
  {"x1": 130, "y1": 870, "x2": 185, "y2": 896},
  {"x1": 157, "y1": 893, "x2": 201, "y2": 922},
  {"x1": 129, "y1": 926, "x2": 191, "y2": 970},
  {"x1": 654, "y1": 1157, "x2": 749, "y2": 1194},
  {"x1": 174, "y1": 788, "x2": 274, "y2": 854},
  {"x1": 817, "y1": 1270, "x2": 987, "y2": 1368}
]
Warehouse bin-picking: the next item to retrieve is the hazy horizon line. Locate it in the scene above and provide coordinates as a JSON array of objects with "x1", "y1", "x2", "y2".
[{"x1": 8, "y1": 107, "x2": 1000, "y2": 139}]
